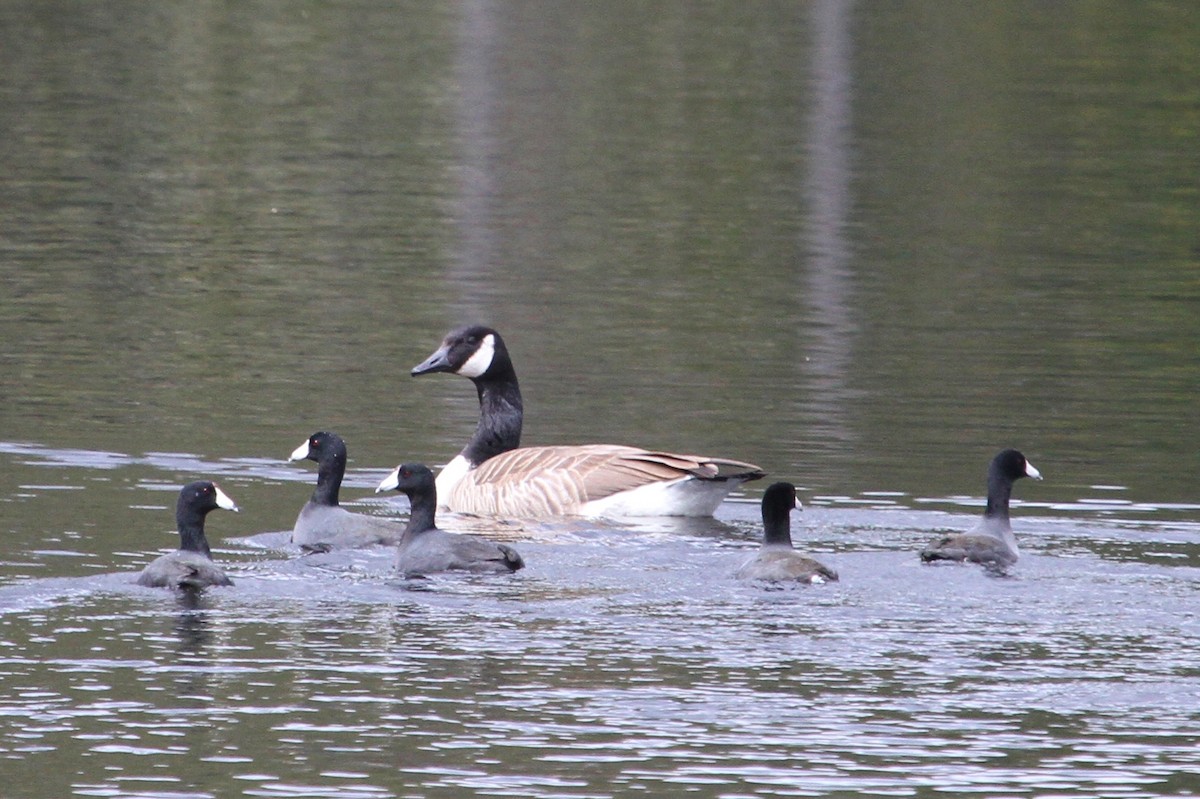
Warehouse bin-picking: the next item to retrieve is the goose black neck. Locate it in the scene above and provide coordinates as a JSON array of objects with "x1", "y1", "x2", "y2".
[
  {"x1": 984, "y1": 467, "x2": 1014, "y2": 521},
  {"x1": 176, "y1": 508, "x2": 213, "y2": 558},
  {"x1": 762, "y1": 501, "x2": 794, "y2": 547},
  {"x1": 403, "y1": 486, "x2": 439, "y2": 537},
  {"x1": 464, "y1": 371, "x2": 523, "y2": 466},
  {"x1": 312, "y1": 448, "x2": 346, "y2": 507}
]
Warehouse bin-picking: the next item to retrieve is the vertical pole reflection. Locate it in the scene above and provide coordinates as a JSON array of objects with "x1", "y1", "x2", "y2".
[
  {"x1": 450, "y1": 0, "x2": 500, "y2": 319},
  {"x1": 802, "y1": 0, "x2": 857, "y2": 454}
]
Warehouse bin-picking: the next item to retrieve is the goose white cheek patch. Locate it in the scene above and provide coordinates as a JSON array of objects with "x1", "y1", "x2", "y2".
[{"x1": 458, "y1": 333, "x2": 496, "y2": 378}]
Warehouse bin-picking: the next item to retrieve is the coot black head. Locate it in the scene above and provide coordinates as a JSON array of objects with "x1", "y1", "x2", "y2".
[
  {"x1": 761, "y1": 481, "x2": 801, "y2": 547},
  {"x1": 377, "y1": 462, "x2": 436, "y2": 496},
  {"x1": 289, "y1": 431, "x2": 346, "y2": 465}
]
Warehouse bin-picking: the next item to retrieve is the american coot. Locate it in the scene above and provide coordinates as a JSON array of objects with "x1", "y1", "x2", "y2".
[
  {"x1": 375, "y1": 462, "x2": 524, "y2": 577},
  {"x1": 735, "y1": 482, "x2": 838, "y2": 584},
  {"x1": 920, "y1": 448, "x2": 1043, "y2": 569},
  {"x1": 137, "y1": 481, "x2": 238, "y2": 589},
  {"x1": 289, "y1": 431, "x2": 405, "y2": 551},
  {"x1": 410, "y1": 325, "x2": 765, "y2": 518}
]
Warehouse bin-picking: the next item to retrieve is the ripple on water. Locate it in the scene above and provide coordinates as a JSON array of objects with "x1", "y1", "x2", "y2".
[{"x1": 3, "y1": 452, "x2": 1200, "y2": 797}]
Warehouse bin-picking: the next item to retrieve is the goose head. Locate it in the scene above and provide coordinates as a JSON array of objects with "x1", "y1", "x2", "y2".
[{"x1": 412, "y1": 325, "x2": 513, "y2": 381}]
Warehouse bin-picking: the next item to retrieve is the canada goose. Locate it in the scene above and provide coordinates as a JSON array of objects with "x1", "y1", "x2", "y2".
[
  {"x1": 920, "y1": 449, "x2": 1043, "y2": 568},
  {"x1": 375, "y1": 462, "x2": 525, "y2": 576},
  {"x1": 411, "y1": 325, "x2": 765, "y2": 518},
  {"x1": 137, "y1": 481, "x2": 238, "y2": 589},
  {"x1": 289, "y1": 431, "x2": 405, "y2": 550},
  {"x1": 735, "y1": 482, "x2": 838, "y2": 584}
]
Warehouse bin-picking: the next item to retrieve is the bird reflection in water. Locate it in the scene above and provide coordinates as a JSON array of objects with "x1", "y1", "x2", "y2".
[{"x1": 172, "y1": 587, "x2": 211, "y2": 655}]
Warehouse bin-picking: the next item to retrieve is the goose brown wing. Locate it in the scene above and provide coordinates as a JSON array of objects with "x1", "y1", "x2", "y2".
[
  {"x1": 451, "y1": 445, "x2": 763, "y2": 517},
  {"x1": 637, "y1": 452, "x2": 766, "y2": 482}
]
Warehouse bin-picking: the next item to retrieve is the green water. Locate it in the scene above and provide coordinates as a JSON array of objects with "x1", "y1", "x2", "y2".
[{"x1": 2, "y1": 2, "x2": 1199, "y2": 797}]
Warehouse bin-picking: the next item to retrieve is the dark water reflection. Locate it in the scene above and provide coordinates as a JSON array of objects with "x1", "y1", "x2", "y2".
[{"x1": 2, "y1": 1, "x2": 1200, "y2": 797}]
